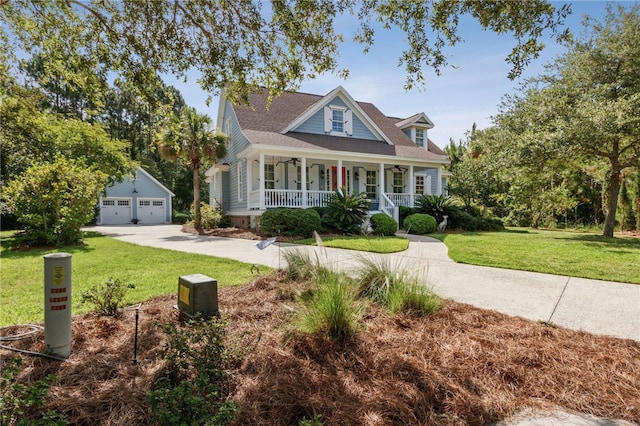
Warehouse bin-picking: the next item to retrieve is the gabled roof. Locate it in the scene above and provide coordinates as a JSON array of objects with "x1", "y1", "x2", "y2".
[
  {"x1": 229, "y1": 87, "x2": 448, "y2": 162},
  {"x1": 135, "y1": 167, "x2": 175, "y2": 196},
  {"x1": 395, "y1": 112, "x2": 435, "y2": 129}
]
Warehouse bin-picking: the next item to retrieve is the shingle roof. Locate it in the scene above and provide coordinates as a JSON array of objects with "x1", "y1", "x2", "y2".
[{"x1": 232, "y1": 89, "x2": 448, "y2": 162}]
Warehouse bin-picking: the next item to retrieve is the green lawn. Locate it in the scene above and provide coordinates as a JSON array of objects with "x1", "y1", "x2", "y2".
[
  {"x1": 295, "y1": 235, "x2": 409, "y2": 253},
  {"x1": 0, "y1": 231, "x2": 272, "y2": 326},
  {"x1": 432, "y1": 228, "x2": 640, "y2": 284}
]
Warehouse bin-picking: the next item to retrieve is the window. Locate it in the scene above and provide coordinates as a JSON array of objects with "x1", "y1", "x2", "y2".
[
  {"x1": 365, "y1": 170, "x2": 377, "y2": 200},
  {"x1": 392, "y1": 172, "x2": 403, "y2": 193},
  {"x1": 264, "y1": 163, "x2": 275, "y2": 189},
  {"x1": 139, "y1": 200, "x2": 151, "y2": 207},
  {"x1": 152, "y1": 200, "x2": 164, "y2": 207},
  {"x1": 415, "y1": 175, "x2": 424, "y2": 195},
  {"x1": 332, "y1": 109, "x2": 344, "y2": 133},
  {"x1": 415, "y1": 128, "x2": 424, "y2": 147},
  {"x1": 103, "y1": 199, "x2": 115, "y2": 206},
  {"x1": 117, "y1": 200, "x2": 130, "y2": 207}
]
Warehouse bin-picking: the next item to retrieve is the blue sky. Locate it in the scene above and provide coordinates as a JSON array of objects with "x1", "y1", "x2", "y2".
[{"x1": 171, "y1": 1, "x2": 637, "y2": 149}]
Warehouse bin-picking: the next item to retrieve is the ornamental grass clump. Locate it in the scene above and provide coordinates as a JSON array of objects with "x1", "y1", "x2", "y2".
[{"x1": 292, "y1": 269, "x2": 363, "y2": 340}]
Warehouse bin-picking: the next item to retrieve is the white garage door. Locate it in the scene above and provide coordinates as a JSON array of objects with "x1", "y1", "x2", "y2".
[
  {"x1": 101, "y1": 198, "x2": 132, "y2": 224},
  {"x1": 137, "y1": 199, "x2": 165, "y2": 224}
]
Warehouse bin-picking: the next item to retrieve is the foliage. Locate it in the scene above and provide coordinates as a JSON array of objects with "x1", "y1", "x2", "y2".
[
  {"x1": 260, "y1": 208, "x2": 321, "y2": 238},
  {"x1": 355, "y1": 256, "x2": 441, "y2": 315},
  {"x1": 299, "y1": 414, "x2": 324, "y2": 426},
  {"x1": 0, "y1": 83, "x2": 134, "y2": 185},
  {"x1": 618, "y1": 177, "x2": 635, "y2": 231},
  {"x1": 4, "y1": 157, "x2": 106, "y2": 246},
  {"x1": 0, "y1": 357, "x2": 66, "y2": 425},
  {"x1": 172, "y1": 211, "x2": 190, "y2": 224},
  {"x1": 403, "y1": 213, "x2": 437, "y2": 235},
  {"x1": 292, "y1": 269, "x2": 363, "y2": 340},
  {"x1": 1, "y1": 1, "x2": 570, "y2": 103},
  {"x1": 414, "y1": 194, "x2": 455, "y2": 223},
  {"x1": 370, "y1": 213, "x2": 397, "y2": 236},
  {"x1": 148, "y1": 317, "x2": 237, "y2": 426},
  {"x1": 445, "y1": 206, "x2": 505, "y2": 232},
  {"x1": 283, "y1": 249, "x2": 319, "y2": 282},
  {"x1": 324, "y1": 187, "x2": 370, "y2": 234},
  {"x1": 195, "y1": 202, "x2": 223, "y2": 229},
  {"x1": 156, "y1": 107, "x2": 226, "y2": 229},
  {"x1": 80, "y1": 278, "x2": 134, "y2": 316},
  {"x1": 634, "y1": 169, "x2": 640, "y2": 232},
  {"x1": 490, "y1": 5, "x2": 640, "y2": 237},
  {"x1": 398, "y1": 206, "x2": 415, "y2": 228}
]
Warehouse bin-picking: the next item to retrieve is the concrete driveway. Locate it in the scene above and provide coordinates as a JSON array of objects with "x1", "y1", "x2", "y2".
[{"x1": 87, "y1": 224, "x2": 639, "y2": 342}]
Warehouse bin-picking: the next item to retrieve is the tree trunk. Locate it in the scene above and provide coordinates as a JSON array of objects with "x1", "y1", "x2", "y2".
[
  {"x1": 602, "y1": 165, "x2": 622, "y2": 238},
  {"x1": 193, "y1": 160, "x2": 201, "y2": 231}
]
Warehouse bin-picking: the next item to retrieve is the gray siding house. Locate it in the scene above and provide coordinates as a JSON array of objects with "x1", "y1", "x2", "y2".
[
  {"x1": 98, "y1": 167, "x2": 174, "y2": 225},
  {"x1": 206, "y1": 86, "x2": 450, "y2": 228}
]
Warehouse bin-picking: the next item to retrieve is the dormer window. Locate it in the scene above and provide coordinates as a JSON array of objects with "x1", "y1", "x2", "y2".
[
  {"x1": 324, "y1": 105, "x2": 353, "y2": 136},
  {"x1": 415, "y1": 128, "x2": 425, "y2": 147}
]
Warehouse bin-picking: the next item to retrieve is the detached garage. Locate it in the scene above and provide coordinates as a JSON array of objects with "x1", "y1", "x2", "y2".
[{"x1": 98, "y1": 168, "x2": 174, "y2": 225}]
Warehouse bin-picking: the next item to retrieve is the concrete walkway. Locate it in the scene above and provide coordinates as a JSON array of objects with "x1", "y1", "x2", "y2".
[
  {"x1": 88, "y1": 224, "x2": 639, "y2": 426},
  {"x1": 87, "y1": 224, "x2": 639, "y2": 342}
]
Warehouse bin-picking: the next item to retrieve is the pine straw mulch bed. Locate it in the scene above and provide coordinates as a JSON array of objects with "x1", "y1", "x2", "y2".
[{"x1": 2, "y1": 272, "x2": 639, "y2": 425}]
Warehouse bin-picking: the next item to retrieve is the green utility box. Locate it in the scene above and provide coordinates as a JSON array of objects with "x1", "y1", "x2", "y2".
[{"x1": 177, "y1": 274, "x2": 219, "y2": 321}]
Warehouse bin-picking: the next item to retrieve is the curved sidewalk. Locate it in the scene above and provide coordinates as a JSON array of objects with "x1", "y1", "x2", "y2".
[{"x1": 87, "y1": 225, "x2": 639, "y2": 342}]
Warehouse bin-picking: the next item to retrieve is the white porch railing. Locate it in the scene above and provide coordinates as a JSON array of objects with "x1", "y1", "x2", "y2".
[
  {"x1": 386, "y1": 193, "x2": 413, "y2": 208},
  {"x1": 307, "y1": 190, "x2": 333, "y2": 207},
  {"x1": 380, "y1": 192, "x2": 400, "y2": 226},
  {"x1": 249, "y1": 189, "x2": 335, "y2": 209}
]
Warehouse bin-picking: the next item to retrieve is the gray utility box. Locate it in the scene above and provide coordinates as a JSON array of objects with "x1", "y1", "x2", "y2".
[{"x1": 178, "y1": 274, "x2": 219, "y2": 321}]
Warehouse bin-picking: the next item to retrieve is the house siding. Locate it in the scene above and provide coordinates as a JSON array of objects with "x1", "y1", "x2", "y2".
[
  {"x1": 295, "y1": 97, "x2": 378, "y2": 140},
  {"x1": 221, "y1": 100, "x2": 250, "y2": 212}
]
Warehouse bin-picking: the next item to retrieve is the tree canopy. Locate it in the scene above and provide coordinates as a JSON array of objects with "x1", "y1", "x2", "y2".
[{"x1": 1, "y1": 0, "x2": 571, "y2": 104}]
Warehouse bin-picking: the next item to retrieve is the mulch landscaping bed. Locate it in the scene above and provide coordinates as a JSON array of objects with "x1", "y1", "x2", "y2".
[{"x1": 2, "y1": 271, "x2": 638, "y2": 425}]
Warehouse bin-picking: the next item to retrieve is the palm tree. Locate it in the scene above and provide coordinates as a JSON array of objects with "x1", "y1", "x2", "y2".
[{"x1": 156, "y1": 107, "x2": 227, "y2": 230}]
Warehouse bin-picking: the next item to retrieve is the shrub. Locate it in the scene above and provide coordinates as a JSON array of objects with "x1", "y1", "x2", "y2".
[
  {"x1": 172, "y1": 211, "x2": 190, "y2": 224},
  {"x1": 292, "y1": 270, "x2": 363, "y2": 340},
  {"x1": 370, "y1": 213, "x2": 397, "y2": 236},
  {"x1": 4, "y1": 157, "x2": 106, "y2": 246},
  {"x1": 403, "y1": 213, "x2": 437, "y2": 234},
  {"x1": 0, "y1": 357, "x2": 66, "y2": 425},
  {"x1": 447, "y1": 207, "x2": 480, "y2": 231},
  {"x1": 197, "y1": 202, "x2": 223, "y2": 229},
  {"x1": 147, "y1": 318, "x2": 237, "y2": 426},
  {"x1": 398, "y1": 206, "x2": 415, "y2": 228},
  {"x1": 415, "y1": 194, "x2": 456, "y2": 223},
  {"x1": 80, "y1": 278, "x2": 134, "y2": 316},
  {"x1": 478, "y1": 216, "x2": 505, "y2": 231},
  {"x1": 260, "y1": 208, "x2": 321, "y2": 238},
  {"x1": 324, "y1": 187, "x2": 370, "y2": 234},
  {"x1": 283, "y1": 249, "x2": 318, "y2": 282}
]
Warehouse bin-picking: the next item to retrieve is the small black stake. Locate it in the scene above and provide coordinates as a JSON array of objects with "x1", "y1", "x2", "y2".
[{"x1": 132, "y1": 307, "x2": 139, "y2": 365}]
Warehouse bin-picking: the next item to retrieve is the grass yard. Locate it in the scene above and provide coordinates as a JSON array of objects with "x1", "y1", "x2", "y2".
[
  {"x1": 0, "y1": 231, "x2": 271, "y2": 326},
  {"x1": 296, "y1": 235, "x2": 409, "y2": 253},
  {"x1": 433, "y1": 228, "x2": 640, "y2": 284}
]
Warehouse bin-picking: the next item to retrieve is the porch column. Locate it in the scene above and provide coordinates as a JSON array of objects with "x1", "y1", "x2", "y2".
[
  {"x1": 301, "y1": 157, "x2": 308, "y2": 208},
  {"x1": 379, "y1": 162, "x2": 385, "y2": 201},
  {"x1": 259, "y1": 153, "x2": 265, "y2": 209},
  {"x1": 246, "y1": 159, "x2": 252, "y2": 207},
  {"x1": 337, "y1": 159, "x2": 343, "y2": 190},
  {"x1": 437, "y1": 167, "x2": 443, "y2": 195},
  {"x1": 409, "y1": 165, "x2": 414, "y2": 207}
]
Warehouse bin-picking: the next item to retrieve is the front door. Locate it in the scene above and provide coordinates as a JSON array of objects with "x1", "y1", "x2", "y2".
[{"x1": 331, "y1": 166, "x2": 346, "y2": 191}]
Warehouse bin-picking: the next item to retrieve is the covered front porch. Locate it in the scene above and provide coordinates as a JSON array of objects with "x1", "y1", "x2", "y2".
[{"x1": 245, "y1": 153, "x2": 446, "y2": 223}]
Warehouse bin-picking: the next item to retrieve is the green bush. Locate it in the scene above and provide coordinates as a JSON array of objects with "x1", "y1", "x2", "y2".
[
  {"x1": 147, "y1": 318, "x2": 237, "y2": 426},
  {"x1": 192, "y1": 202, "x2": 223, "y2": 229},
  {"x1": 80, "y1": 278, "x2": 134, "y2": 316},
  {"x1": 0, "y1": 357, "x2": 66, "y2": 425},
  {"x1": 4, "y1": 157, "x2": 106, "y2": 246},
  {"x1": 370, "y1": 213, "x2": 397, "y2": 236},
  {"x1": 260, "y1": 208, "x2": 321, "y2": 238},
  {"x1": 324, "y1": 187, "x2": 370, "y2": 234},
  {"x1": 172, "y1": 211, "x2": 190, "y2": 224},
  {"x1": 414, "y1": 194, "x2": 456, "y2": 223},
  {"x1": 447, "y1": 207, "x2": 480, "y2": 231},
  {"x1": 398, "y1": 206, "x2": 415, "y2": 228},
  {"x1": 403, "y1": 213, "x2": 437, "y2": 234}
]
